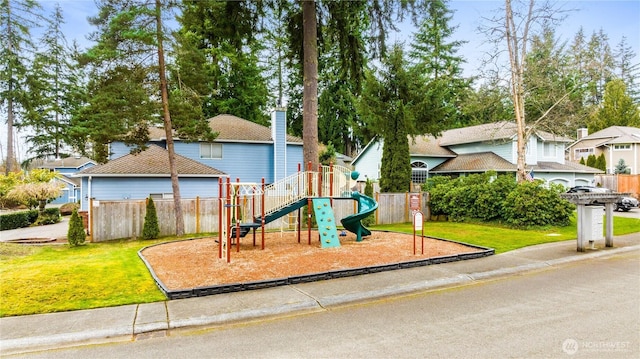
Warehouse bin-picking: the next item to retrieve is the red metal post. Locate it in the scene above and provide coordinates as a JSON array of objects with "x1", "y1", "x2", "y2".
[
  {"x1": 307, "y1": 162, "x2": 312, "y2": 245},
  {"x1": 236, "y1": 177, "x2": 240, "y2": 253},
  {"x1": 261, "y1": 178, "x2": 266, "y2": 250},
  {"x1": 218, "y1": 181, "x2": 223, "y2": 259},
  {"x1": 227, "y1": 178, "x2": 232, "y2": 262}
]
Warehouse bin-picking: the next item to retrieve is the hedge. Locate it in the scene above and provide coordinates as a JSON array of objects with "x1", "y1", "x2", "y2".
[{"x1": 0, "y1": 210, "x2": 39, "y2": 231}]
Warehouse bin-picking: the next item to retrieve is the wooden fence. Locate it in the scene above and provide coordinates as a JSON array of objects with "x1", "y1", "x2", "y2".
[
  {"x1": 593, "y1": 174, "x2": 640, "y2": 198},
  {"x1": 87, "y1": 192, "x2": 430, "y2": 242}
]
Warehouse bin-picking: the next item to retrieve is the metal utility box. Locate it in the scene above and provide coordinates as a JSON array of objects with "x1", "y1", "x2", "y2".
[{"x1": 582, "y1": 206, "x2": 604, "y2": 243}]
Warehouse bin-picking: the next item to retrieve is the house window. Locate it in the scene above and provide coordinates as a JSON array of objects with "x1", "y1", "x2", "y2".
[
  {"x1": 613, "y1": 144, "x2": 631, "y2": 151},
  {"x1": 200, "y1": 143, "x2": 222, "y2": 159},
  {"x1": 544, "y1": 143, "x2": 557, "y2": 157},
  {"x1": 411, "y1": 161, "x2": 429, "y2": 184},
  {"x1": 574, "y1": 147, "x2": 593, "y2": 160},
  {"x1": 150, "y1": 193, "x2": 173, "y2": 199}
]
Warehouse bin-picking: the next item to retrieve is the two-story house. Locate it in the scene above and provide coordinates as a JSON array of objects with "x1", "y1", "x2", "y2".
[
  {"x1": 566, "y1": 126, "x2": 640, "y2": 174},
  {"x1": 75, "y1": 108, "x2": 304, "y2": 210},
  {"x1": 352, "y1": 121, "x2": 601, "y2": 188}
]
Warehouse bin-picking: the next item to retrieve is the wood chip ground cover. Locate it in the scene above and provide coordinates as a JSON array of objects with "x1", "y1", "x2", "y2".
[{"x1": 141, "y1": 231, "x2": 480, "y2": 290}]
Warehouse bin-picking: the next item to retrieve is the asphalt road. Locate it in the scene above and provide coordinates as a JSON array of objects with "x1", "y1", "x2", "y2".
[{"x1": 10, "y1": 249, "x2": 639, "y2": 359}]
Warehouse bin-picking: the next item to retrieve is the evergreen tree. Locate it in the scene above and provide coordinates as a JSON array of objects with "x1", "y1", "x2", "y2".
[
  {"x1": 586, "y1": 154, "x2": 596, "y2": 168},
  {"x1": 583, "y1": 29, "x2": 616, "y2": 106},
  {"x1": 22, "y1": 4, "x2": 84, "y2": 162},
  {"x1": 614, "y1": 37, "x2": 639, "y2": 102},
  {"x1": 359, "y1": 45, "x2": 417, "y2": 193},
  {"x1": 579, "y1": 157, "x2": 585, "y2": 166},
  {"x1": 595, "y1": 153, "x2": 606, "y2": 172},
  {"x1": 76, "y1": 0, "x2": 214, "y2": 236},
  {"x1": 142, "y1": 197, "x2": 159, "y2": 239},
  {"x1": 524, "y1": 26, "x2": 586, "y2": 137},
  {"x1": 175, "y1": 0, "x2": 270, "y2": 124},
  {"x1": 0, "y1": 0, "x2": 46, "y2": 173},
  {"x1": 409, "y1": 0, "x2": 470, "y2": 127},
  {"x1": 67, "y1": 208, "x2": 86, "y2": 246},
  {"x1": 460, "y1": 77, "x2": 513, "y2": 126},
  {"x1": 588, "y1": 79, "x2": 640, "y2": 133},
  {"x1": 615, "y1": 159, "x2": 630, "y2": 174}
]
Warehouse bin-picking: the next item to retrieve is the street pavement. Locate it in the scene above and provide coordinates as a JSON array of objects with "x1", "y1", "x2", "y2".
[{"x1": 0, "y1": 216, "x2": 639, "y2": 355}]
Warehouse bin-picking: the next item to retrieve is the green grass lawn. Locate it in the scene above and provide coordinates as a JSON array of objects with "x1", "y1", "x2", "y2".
[
  {"x1": 1, "y1": 216, "x2": 638, "y2": 317},
  {"x1": 373, "y1": 215, "x2": 640, "y2": 253}
]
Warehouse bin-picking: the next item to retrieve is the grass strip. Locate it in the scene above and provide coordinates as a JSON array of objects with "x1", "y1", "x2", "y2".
[{"x1": 1, "y1": 216, "x2": 638, "y2": 317}]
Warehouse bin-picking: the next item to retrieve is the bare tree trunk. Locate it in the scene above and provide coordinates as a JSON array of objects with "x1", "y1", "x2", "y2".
[
  {"x1": 505, "y1": 0, "x2": 534, "y2": 183},
  {"x1": 5, "y1": 1, "x2": 15, "y2": 174},
  {"x1": 302, "y1": 0, "x2": 319, "y2": 170},
  {"x1": 6, "y1": 98, "x2": 15, "y2": 174},
  {"x1": 156, "y1": 0, "x2": 184, "y2": 236}
]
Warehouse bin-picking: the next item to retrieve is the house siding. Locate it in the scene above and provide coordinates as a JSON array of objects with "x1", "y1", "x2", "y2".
[
  {"x1": 353, "y1": 140, "x2": 383, "y2": 181},
  {"x1": 536, "y1": 140, "x2": 565, "y2": 164},
  {"x1": 449, "y1": 142, "x2": 513, "y2": 162},
  {"x1": 80, "y1": 177, "x2": 219, "y2": 210}
]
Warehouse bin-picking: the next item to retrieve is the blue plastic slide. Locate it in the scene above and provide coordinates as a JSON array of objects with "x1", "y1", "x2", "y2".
[{"x1": 340, "y1": 192, "x2": 378, "y2": 242}]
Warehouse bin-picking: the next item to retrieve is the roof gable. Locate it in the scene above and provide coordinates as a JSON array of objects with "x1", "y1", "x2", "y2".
[
  {"x1": 439, "y1": 122, "x2": 572, "y2": 147},
  {"x1": 76, "y1": 145, "x2": 226, "y2": 177},
  {"x1": 148, "y1": 114, "x2": 303, "y2": 144},
  {"x1": 439, "y1": 122, "x2": 517, "y2": 146},
  {"x1": 431, "y1": 152, "x2": 515, "y2": 173},
  {"x1": 38, "y1": 156, "x2": 96, "y2": 170},
  {"x1": 583, "y1": 126, "x2": 640, "y2": 140}
]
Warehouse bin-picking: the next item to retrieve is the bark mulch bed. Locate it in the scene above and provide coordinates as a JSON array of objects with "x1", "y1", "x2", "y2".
[{"x1": 140, "y1": 230, "x2": 488, "y2": 293}]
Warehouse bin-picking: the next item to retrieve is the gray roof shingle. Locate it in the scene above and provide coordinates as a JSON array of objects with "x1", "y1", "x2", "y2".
[
  {"x1": 148, "y1": 114, "x2": 303, "y2": 143},
  {"x1": 76, "y1": 145, "x2": 226, "y2": 177},
  {"x1": 439, "y1": 121, "x2": 573, "y2": 146}
]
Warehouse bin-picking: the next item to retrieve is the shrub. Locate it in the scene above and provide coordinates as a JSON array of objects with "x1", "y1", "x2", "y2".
[
  {"x1": 67, "y1": 209, "x2": 86, "y2": 246},
  {"x1": 426, "y1": 173, "x2": 573, "y2": 228},
  {"x1": 34, "y1": 208, "x2": 61, "y2": 226},
  {"x1": 502, "y1": 181, "x2": 575, "y2": 228},
  {"x1": 142, "y1": 197, "x2": 160, "y2": 239},
  {"x1": 0, "y1": 210, "x2": 37, "y2": 230}
]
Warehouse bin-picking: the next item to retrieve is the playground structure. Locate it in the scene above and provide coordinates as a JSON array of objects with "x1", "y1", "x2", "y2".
[{"x1": 218, "y1": 163, "x2": 378, "y2": 262}]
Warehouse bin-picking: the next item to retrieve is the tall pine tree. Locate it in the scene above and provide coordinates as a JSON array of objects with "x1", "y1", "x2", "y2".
[{"x1": 0, "y1": 0, "x2": 45, "y2": 173}]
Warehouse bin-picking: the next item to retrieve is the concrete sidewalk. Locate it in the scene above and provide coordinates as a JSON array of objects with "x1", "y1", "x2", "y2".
[{"x1": 1, "y1": 233, "x2": 638, "y2": 355}]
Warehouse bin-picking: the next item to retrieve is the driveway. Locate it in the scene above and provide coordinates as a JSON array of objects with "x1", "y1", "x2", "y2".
[{"x1": 0, "y1": 216, "x2": 69, "y2": 242}]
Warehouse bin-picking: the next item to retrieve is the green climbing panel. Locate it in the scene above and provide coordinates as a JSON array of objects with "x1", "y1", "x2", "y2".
[{"x1": 312, "y1": 198, "x2": 341, "y2": 248}]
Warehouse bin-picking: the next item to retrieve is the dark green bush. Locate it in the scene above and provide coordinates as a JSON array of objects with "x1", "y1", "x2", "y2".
[
  {"x1": 34, "y1": 208, "x2": 61, "y2": 226},
  {"x1": 142, "y1": 197, "x2": 160, "y2": 239},
  {"x1": 426, "y1": 173, "x2": 574, "y2": 228},
  {"x1": 67, "y1": 209, "x2": 86, "y2": 246},
  {"x1": 0, "y1": 210, "x2": 39, "y2": 230},
  {"x1": 503, "y1": 181, "x2": 575, "y2": 228}
]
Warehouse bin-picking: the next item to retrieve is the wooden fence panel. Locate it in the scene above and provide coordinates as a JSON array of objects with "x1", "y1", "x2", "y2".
[
  {"x1": 618, "y1": 174, "x2": 640, "y2": 198},
  {"x1": 89, "y1": 193, "x2": 430, "y2": 241},
  {"x1": 593, "y1": 174, "x2": 640, "y2": 198}
]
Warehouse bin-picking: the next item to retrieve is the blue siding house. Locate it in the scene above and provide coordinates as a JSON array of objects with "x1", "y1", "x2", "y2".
[
  {"x1": 37, "y1": 156, "x2": 96, "y2": 204},
  {"x1": 76, "y1": 108, "x2": 304, "y2": 210},
  {"x1": 352, "y1": 121, "x2": 601, "y2": 189}
]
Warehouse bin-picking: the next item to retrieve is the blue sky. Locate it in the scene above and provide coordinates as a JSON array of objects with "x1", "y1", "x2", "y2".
[
  {"x1": 38, "y1": 0, "x2": 639, "y2": 77},
  {"x1": 4, "y1": 0, "x2": 639, "y2": 162}
]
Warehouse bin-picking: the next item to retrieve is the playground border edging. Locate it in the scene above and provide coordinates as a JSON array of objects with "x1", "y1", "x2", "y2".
[{"x1": 138, "y1": 235, "x2": 494, "y2": 301}]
